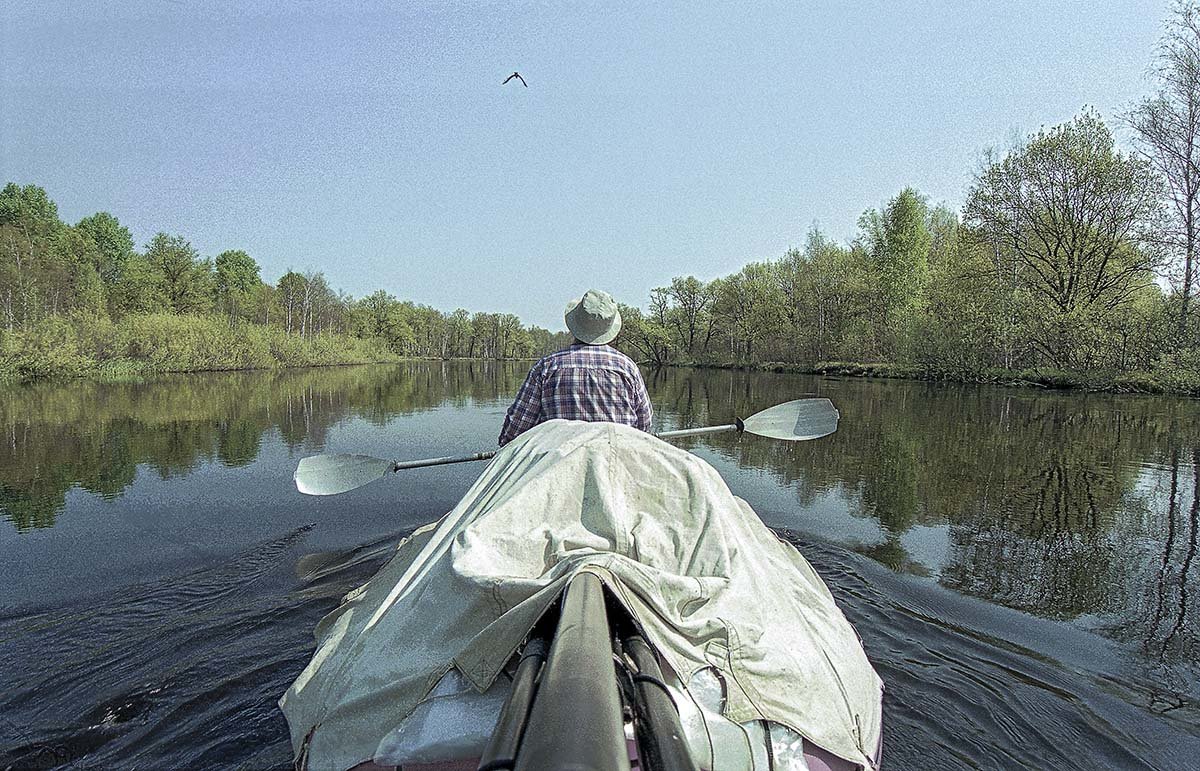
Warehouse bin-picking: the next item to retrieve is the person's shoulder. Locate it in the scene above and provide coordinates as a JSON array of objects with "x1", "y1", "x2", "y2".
[
  {"x1": 539, "y1": 347, "x2": 574, "y2": 365},
  {"x1": 599, "y1": 345, "x2": 641, "y2": 372},
  {"x1": 534, "y1": 346, "x2": 577, "y2": 373},
  {"x1": 545, "y1": 344, "x2": 638, "y2": 372}
]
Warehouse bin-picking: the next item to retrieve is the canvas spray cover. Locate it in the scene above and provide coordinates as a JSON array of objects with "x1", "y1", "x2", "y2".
[{"x1": 280, "y1": 420, "x2": 883, "y2": 770}]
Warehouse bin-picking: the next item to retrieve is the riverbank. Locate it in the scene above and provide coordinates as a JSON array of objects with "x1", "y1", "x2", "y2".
[
  {"x1": 671, "y1": 359, "x2": 1200, "y2": 397},
  {"x1": 0, "y1": 313, "x2": 401, "y2": 383},
  {"x1": 6, "y1": 315, "x2": 1197, "y2": 397}
]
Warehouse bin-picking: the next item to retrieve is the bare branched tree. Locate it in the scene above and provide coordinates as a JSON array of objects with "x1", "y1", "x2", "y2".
[
  {"x1": 968, "y1": 114, "x2": 1161, "y2": 314},
  {"x1": 965, "y1": 112, "x2": 1164, "y2": 366},
  {"x1": 1126, "y1": 0, "x2": 1200, "y2": 336}
]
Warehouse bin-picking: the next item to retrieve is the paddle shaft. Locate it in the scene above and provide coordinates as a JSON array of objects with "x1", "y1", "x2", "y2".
[
  {"x1": 393, "y1": 451, "x2": 496, "y2": 470},
  {"x1": 655, "y1": 421, "x2": 741, "y2": 440},
  {"x1": 388, "y1": 424, "x2": 742, "y2": 473}
]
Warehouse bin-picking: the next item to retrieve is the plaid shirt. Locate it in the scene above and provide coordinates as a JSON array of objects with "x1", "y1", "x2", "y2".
[{"x1": 499, "y1": 343, "x2": 653, "y2": 445}]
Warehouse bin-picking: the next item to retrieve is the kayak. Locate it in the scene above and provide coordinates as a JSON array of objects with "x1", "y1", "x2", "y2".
[{"x1": 281, "y1": 419, "x2": 884, "y2": 771}]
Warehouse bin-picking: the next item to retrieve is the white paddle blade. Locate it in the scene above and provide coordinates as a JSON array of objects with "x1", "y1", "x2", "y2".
[
  {"x1": 742, "y1": 398, "x2": 839, "y2": 441},
  {"x1": 294, "y1": 454, "x2": 395, "y2": 496}
]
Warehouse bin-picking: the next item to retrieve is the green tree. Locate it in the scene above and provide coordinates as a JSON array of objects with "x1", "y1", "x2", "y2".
[
  {"x1": 911, "y1": 225, "x2": 1017, "y2": 374},
  {"x1": 775, "y1": 229, "x2": 874, "y2": 363},
  {"x1": 471, "y1": 312, "x2": 497, "y2": 358},
  {"x1": 214, "y1": 250, "x2": 261, "y2": 323},
  {"x1": 298, "y1": 271, "x2": 335, "y2": 338},
  {"x1": 711, "y1": 263, "x2": 785, "y2": 363},
  {"x1": 447, "y1": 308, "x2": 471, "y2": 356},
  {"x1": 664, "y1": 276, "x2": 714, "y2": 358},
  {"x1": 862, "y1": 188, "x2": 931, "y2": 308},
  {"x1": 76, "y1": 212, "x2": 134, "y2": 288},
  {"x1": 0, "y1": 183, "x2": 65, "y2": 328},
  {"x1": 859, "y1": 188, "x2": 932, "y2": 355},
  {"x1": 250, "y1": 281, "x2": 277, "y2": 327},
  {"x1": 965, "y1": 111, "x2": 1164, "y2": 368},
  {"x1": 496, "y1": 313, "x2": 525, "y2": 358},
  {"x1": 353, "y1": 289, "x2": 415, "y2": 352},
  {"x1": 53, "y1": 227, "x2": 106, "y2": 316},
  {"x1": 277, "y1": 271, "x2": 307, "y2": 334},
  {"x1": 617, "y1": 303, "x2": 673, "y2": 365},
  {"x1": 0, "y1": 183, "x2": 61, "y2": 236},
  {"x1": 144, "y1": 233, "x2": 213, "y2": 314},
  {"x1": 110, "y1": 254, "x2": 166, "y2": 315}
]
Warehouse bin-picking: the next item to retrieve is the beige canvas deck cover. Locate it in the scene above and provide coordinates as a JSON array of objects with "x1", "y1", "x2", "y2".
[{"x1": 280, "y1": 420, "x2": 883, "y2": 771}]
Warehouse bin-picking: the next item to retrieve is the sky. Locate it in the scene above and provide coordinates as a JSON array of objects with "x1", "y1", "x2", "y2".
[{"x1": 0, "y1": 0, "x2": 1167, "y2": 329}]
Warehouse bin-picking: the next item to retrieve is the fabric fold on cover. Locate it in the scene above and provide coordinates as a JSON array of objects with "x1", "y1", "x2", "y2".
[{"x1": 280, "y1": 419, "x2": 882, "y2": 771}]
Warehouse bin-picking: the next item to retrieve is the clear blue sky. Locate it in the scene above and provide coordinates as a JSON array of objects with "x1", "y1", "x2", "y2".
[{"x1": 1, "y1": 1, "x2": 1165, "y2": 329}]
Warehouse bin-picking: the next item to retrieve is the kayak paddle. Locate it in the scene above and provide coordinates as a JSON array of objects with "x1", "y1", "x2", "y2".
[{"x1": 294, "y1": 397, "x2": 838, "y2": 496}]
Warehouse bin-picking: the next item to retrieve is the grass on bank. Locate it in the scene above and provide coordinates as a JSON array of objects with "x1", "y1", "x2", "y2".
[{"x1": 0, "y1": 313, "x2": 400, "y2": 382}]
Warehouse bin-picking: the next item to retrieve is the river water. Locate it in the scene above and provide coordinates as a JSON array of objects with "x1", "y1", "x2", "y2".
[{"x1": 0, "y1": 363, "x2": 1197, "y2": 770}]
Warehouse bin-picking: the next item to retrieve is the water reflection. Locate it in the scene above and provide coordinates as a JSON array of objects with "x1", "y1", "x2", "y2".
[
  {"x1": 648, "y1": 368, "x2": 1200, "y2": 673},
  {"x1": 2, "y1": 362, "x2": 1198, "y2": 769},
  {"x1": 0, "y1": 362, "x2": 527, "y2": 531},
  {"x1": 2, "y1": 363, "x2": 1197, "y2": 668}
]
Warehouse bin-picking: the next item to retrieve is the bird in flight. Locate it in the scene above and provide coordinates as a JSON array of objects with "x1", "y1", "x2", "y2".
[{"x1": 502, "y1": 72, "x2": 528, "y2": 87}]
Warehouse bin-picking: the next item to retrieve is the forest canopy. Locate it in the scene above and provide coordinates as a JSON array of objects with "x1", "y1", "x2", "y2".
[{"x1": 0, "y1": 184, "x2": 571, "y2": 379}]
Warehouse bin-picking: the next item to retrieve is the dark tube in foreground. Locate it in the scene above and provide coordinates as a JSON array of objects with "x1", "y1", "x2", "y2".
[
  {"x1": 477, "y1": 636, "x2": 548, "y2": 771},
  {"x1": 623, "y1": 634, "x2": 699, "y2": 771},
  {"x1": 514, "y1": 573, "x2": 630, "y2": 771}
]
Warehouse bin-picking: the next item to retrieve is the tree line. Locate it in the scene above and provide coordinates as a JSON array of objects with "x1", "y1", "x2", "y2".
[
  {"x1": 618, "y1": 109, "x2": 1195, "y2": 393},
  {"x1": 616, "y1": 5, "x2": 1200, "y2": 395},
  {"x1": 0, "y1": 184, "x2": 572, "y2": 374},
  {"x1": 4, "y1": 4, "x2": 1200, "y2": 391}
]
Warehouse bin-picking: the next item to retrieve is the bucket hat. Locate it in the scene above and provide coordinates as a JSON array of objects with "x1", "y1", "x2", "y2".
[{"x1": 564, "y1": 289, "x2": 622, "y2": 345}]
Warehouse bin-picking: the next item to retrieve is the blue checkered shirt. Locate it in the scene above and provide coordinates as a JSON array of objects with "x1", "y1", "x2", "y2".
[{"x1": 499, "y1": 343, "x2": 653, "y2": 445}]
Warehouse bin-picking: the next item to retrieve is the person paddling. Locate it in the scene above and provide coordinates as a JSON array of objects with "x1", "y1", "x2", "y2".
[{"x1": 499, "y1": 289, "x2": 653, "y2": 446}]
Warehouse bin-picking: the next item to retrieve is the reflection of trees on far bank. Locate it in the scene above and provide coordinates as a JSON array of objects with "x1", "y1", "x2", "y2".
[
  {"x1": 645, "y1": 367, "x2": 1200, "y2": 665},
  {"x1": 3, "y1": 362, "x2": 1197, "y2": 670},
  {"x1": 0, "y1": 362, "x2": 527, "y2": 531}
]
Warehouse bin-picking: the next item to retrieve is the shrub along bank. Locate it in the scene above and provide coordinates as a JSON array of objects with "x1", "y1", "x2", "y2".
[{"x1": 0, "y1": 313, "x2": 400, "y2": 382}]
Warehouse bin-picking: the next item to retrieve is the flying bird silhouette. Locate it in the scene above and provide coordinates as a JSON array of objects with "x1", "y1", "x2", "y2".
[{"x1": 502, "y1": 72, "x2": 527, "y2": 87}]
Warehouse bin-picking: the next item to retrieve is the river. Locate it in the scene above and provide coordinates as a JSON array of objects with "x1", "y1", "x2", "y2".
[{"x1": 1, "y1": 363, "x2": 1197, "y2": 770}]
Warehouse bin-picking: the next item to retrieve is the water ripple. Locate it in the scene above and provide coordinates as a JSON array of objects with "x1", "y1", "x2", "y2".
[
  {"x1": 781, "y1": 532, "x2": 1200, "y2": 771},
  {"x1": 0, "y1": 525, "x2": 396, "y2": 771}
]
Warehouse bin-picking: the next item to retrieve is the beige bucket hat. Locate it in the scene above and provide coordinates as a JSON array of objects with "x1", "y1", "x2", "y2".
[{"x1": 564, "y1": 289, "x2": 622, "y2": 345}]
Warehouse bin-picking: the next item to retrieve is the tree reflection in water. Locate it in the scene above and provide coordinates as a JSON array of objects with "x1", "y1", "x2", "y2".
[
  {"x1": 649, "y1": 367, "x2": 1200, "y2": 675},
  {"x1": 0, "y1": 362, "x2": 527, "y2": 531},
  {"x1": 2, "y1": 363, "x2": 1197, "y2": 672}
]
